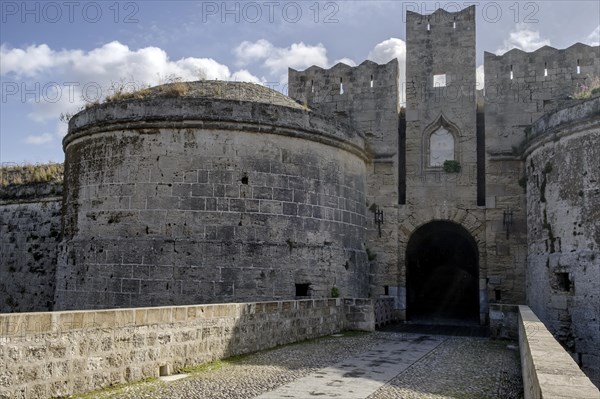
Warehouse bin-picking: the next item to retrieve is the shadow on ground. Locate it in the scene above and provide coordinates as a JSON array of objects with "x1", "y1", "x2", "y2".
[
  {"x1": 378, "y1": 320, "x2": 490, "y2": 337},
  {"x1": 66, "y1": 331, "x2": 523, "y2": 399}
]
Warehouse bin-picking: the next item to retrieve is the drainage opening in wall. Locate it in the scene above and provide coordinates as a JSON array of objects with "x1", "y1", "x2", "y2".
[
  {"x1": 159, "y1": 365, "x2": 169, "y2": 377},
  {"x1": 554, "y1": 272, "x2": 571, "y2": 292},
  {"x1": 295, "y1": 283, "x2": 310, "y2": 297}
]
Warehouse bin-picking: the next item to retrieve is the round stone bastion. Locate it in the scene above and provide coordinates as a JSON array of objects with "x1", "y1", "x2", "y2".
[
  {"x1": 523, "y1": 95, "x2": 600, "y2": 369},
  {"x1": 54, "y1": 81, "x2": 369, "y2": 310}
]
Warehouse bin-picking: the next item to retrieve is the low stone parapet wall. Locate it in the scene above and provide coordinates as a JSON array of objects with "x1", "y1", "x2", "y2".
[
  {"x1": 0, "y1": 298, "x2": 373, "y2": 399},
  {"x1": 344, "y1": 298, "x2": 375, "y2": 331},
  {"x1": 489, "y1": 303, "x2": 519, "y2": 340},
  {"x1": 518, "y1": 305, "x2": 599, "y2": 399}
]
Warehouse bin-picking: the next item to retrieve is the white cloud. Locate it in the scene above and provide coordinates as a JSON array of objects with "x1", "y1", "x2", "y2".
[
  {"x1": 263, "y1": 42, "x2": 328, "y2": 76},
  {"x1": 234, "y1": 40, "x2": 328, "y2": 82},
  {"x1": 333, "y1": 58, "x2": 357, "y2": 67},
  {"x1": 367, "y1": 38, "x2": 406, "y2": 65},
  {"x1": 231, "y1": 69, "x2": 263, "y2": 83},
  {"x1": 476, "y1": 65, "x2": 485, "y2": 90},
  {"x1": 1, "y1": 41, "x2": 262, "y2": 123},
  {"x1": 0, "y1": 44, "x2": 61, "y2": 78},
  {"x1": 586, "y1": 25, "x2": 600, "y2": 46},
  {"x1": 496, "y1": 25, "x2": 551, "y2": 55},
  {"x1": 234, "y1": 39, "x2": 274, "y2": 66},
  {"x1": 25, "y1": 133, "x2": 54, "y2": 145},
  {"x1": 0, "y1": 41, "x2": 246, "y2": 82}
]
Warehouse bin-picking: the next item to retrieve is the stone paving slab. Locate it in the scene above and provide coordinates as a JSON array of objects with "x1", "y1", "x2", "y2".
[{"x1": 256, "y1": 335, "x2": 444, "y2": 398}]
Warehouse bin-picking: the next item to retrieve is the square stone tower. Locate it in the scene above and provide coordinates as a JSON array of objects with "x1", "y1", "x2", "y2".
[
  {"x1": 399, "y1": 6, "x2": 488, "y2": 324},
  {"x1": 404, "y1": 5, "x2": 477, "y2": 203}
]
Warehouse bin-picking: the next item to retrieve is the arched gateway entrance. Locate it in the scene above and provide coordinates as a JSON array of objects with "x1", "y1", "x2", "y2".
[{"x1": 406, "y1": 221, "x2": 479, "y2": 323}]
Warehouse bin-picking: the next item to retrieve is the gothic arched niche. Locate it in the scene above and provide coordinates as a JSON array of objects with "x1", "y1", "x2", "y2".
[
  {"x1": 430, "y1": 127, "x2": 454, "y2": 166},
  {"x1": 424, "y1": 115, "x2": 460, "y2": 168}
]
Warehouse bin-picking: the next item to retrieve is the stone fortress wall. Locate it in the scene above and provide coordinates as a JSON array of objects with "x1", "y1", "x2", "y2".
[
  {"x1": 484, "y1": 43, "x2": 599, "y2": 153},
  {"x1": 0, "y1": 183, "x2": 62, "y2": 313},
  {"x1": 483, "y1": 43, "x2": 599, "y2": 373},
  {"x1": 288, "y1": 59, "x2": 401, "y2": 308},
  {"x1": 483, "y1": 46, "x2": 599, "y2": 305},
  {"x1": 524, "y1": 97, "x2": 600, "y2": 373},
  {"x1": 0, "y1": 2, "x2": 598, "y2": 380},
  {"x1": 54, "y1": 81, "x2": 370, "y2": 310}
]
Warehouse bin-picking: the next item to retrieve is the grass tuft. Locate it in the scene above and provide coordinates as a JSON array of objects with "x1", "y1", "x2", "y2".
[
  {"x1": 178, "y1": 353, "x2": 252, "y2": 374},
  {"x1": 573, "y1": 75, "x2": 600, "y2": 100},
  {"x1": 0, "y1": 162, "x2": 63, "y2": 187},
  {"x1": 59, "y1": 378, "x2": 159, "y2": 399},
  {"x1": 159, "y1": 82, "x2": 189, "y2": 97}
]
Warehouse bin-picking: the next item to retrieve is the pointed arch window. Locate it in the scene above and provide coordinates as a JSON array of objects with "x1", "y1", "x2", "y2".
[{"x1": 429, "y1": 127, "x2": 454, "y2": 166}]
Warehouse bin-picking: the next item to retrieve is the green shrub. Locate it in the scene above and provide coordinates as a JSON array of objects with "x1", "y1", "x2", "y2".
[
  {"x1": 443, "y1": 160, "x2": 461, "y2": 173},
  {"x1": 366, "y1": 248, "x2": 377, "y2": 262},
  {"x1": 331, "y1": 287, "x2": 340, "y2": 298}
]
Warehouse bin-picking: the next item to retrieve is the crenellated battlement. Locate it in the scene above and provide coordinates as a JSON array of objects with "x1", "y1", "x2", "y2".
[
  {"x1": 288, "y1": 59, "x2": 399, "y2": 114},
  {"x1": 289, "y1": 59, "x2": 399, "y2": 157},
  {"x1": 406, "y1": 5, "x2": 476, "y2": 30},
  {"x1": 485, "y1": 43, "x2": 599, "y2": 85},
  {"x1": 484, "y1": 43, "x2": 600, "y2": 153}
]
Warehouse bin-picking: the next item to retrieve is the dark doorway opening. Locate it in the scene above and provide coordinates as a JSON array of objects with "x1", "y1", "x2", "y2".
[{"x1": 406, "y1": 221, "x2": 479, "y2": 323}]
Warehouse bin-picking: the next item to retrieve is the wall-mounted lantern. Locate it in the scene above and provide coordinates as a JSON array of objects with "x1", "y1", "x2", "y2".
[
  {"x1": 503, "y1": 209, "x2": 513, "y2": 239},
  {"x1": 375, "y1": 208, "x2": 384, "y2": 237}
]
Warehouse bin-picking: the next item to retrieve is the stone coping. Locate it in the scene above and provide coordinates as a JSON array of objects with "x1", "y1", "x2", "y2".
[
  {"x1": 0, "y1": 195, "x2": 62, "y2": 206},
  {"x1": 0, "y1": 298, "x2": 373, "y2": 337},
  {"x1": 523, "y1": 96, "x2": 600, "y2": 157},
  {"x1": 518, "y1": 305, "x2": 600, "y2": 399},
  {"x1": 0, "y1": 183, "x2": 63, "y2": 203},
  {"x1": 64, "y1": 96, "x2": 366, "y2": 160}
]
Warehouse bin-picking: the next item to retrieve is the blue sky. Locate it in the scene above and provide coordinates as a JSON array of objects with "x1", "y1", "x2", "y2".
[{"x1": 1, "y1": 1, "x2": 599, "y2": 164}]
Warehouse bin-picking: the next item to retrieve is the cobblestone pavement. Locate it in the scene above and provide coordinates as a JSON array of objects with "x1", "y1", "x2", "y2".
[
  {"x1": 367, "y1": 337, "x2": 523, "y2": 399},
  {"x1": 73, "y1": 332, "x2": 523, "y2": 399}
]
